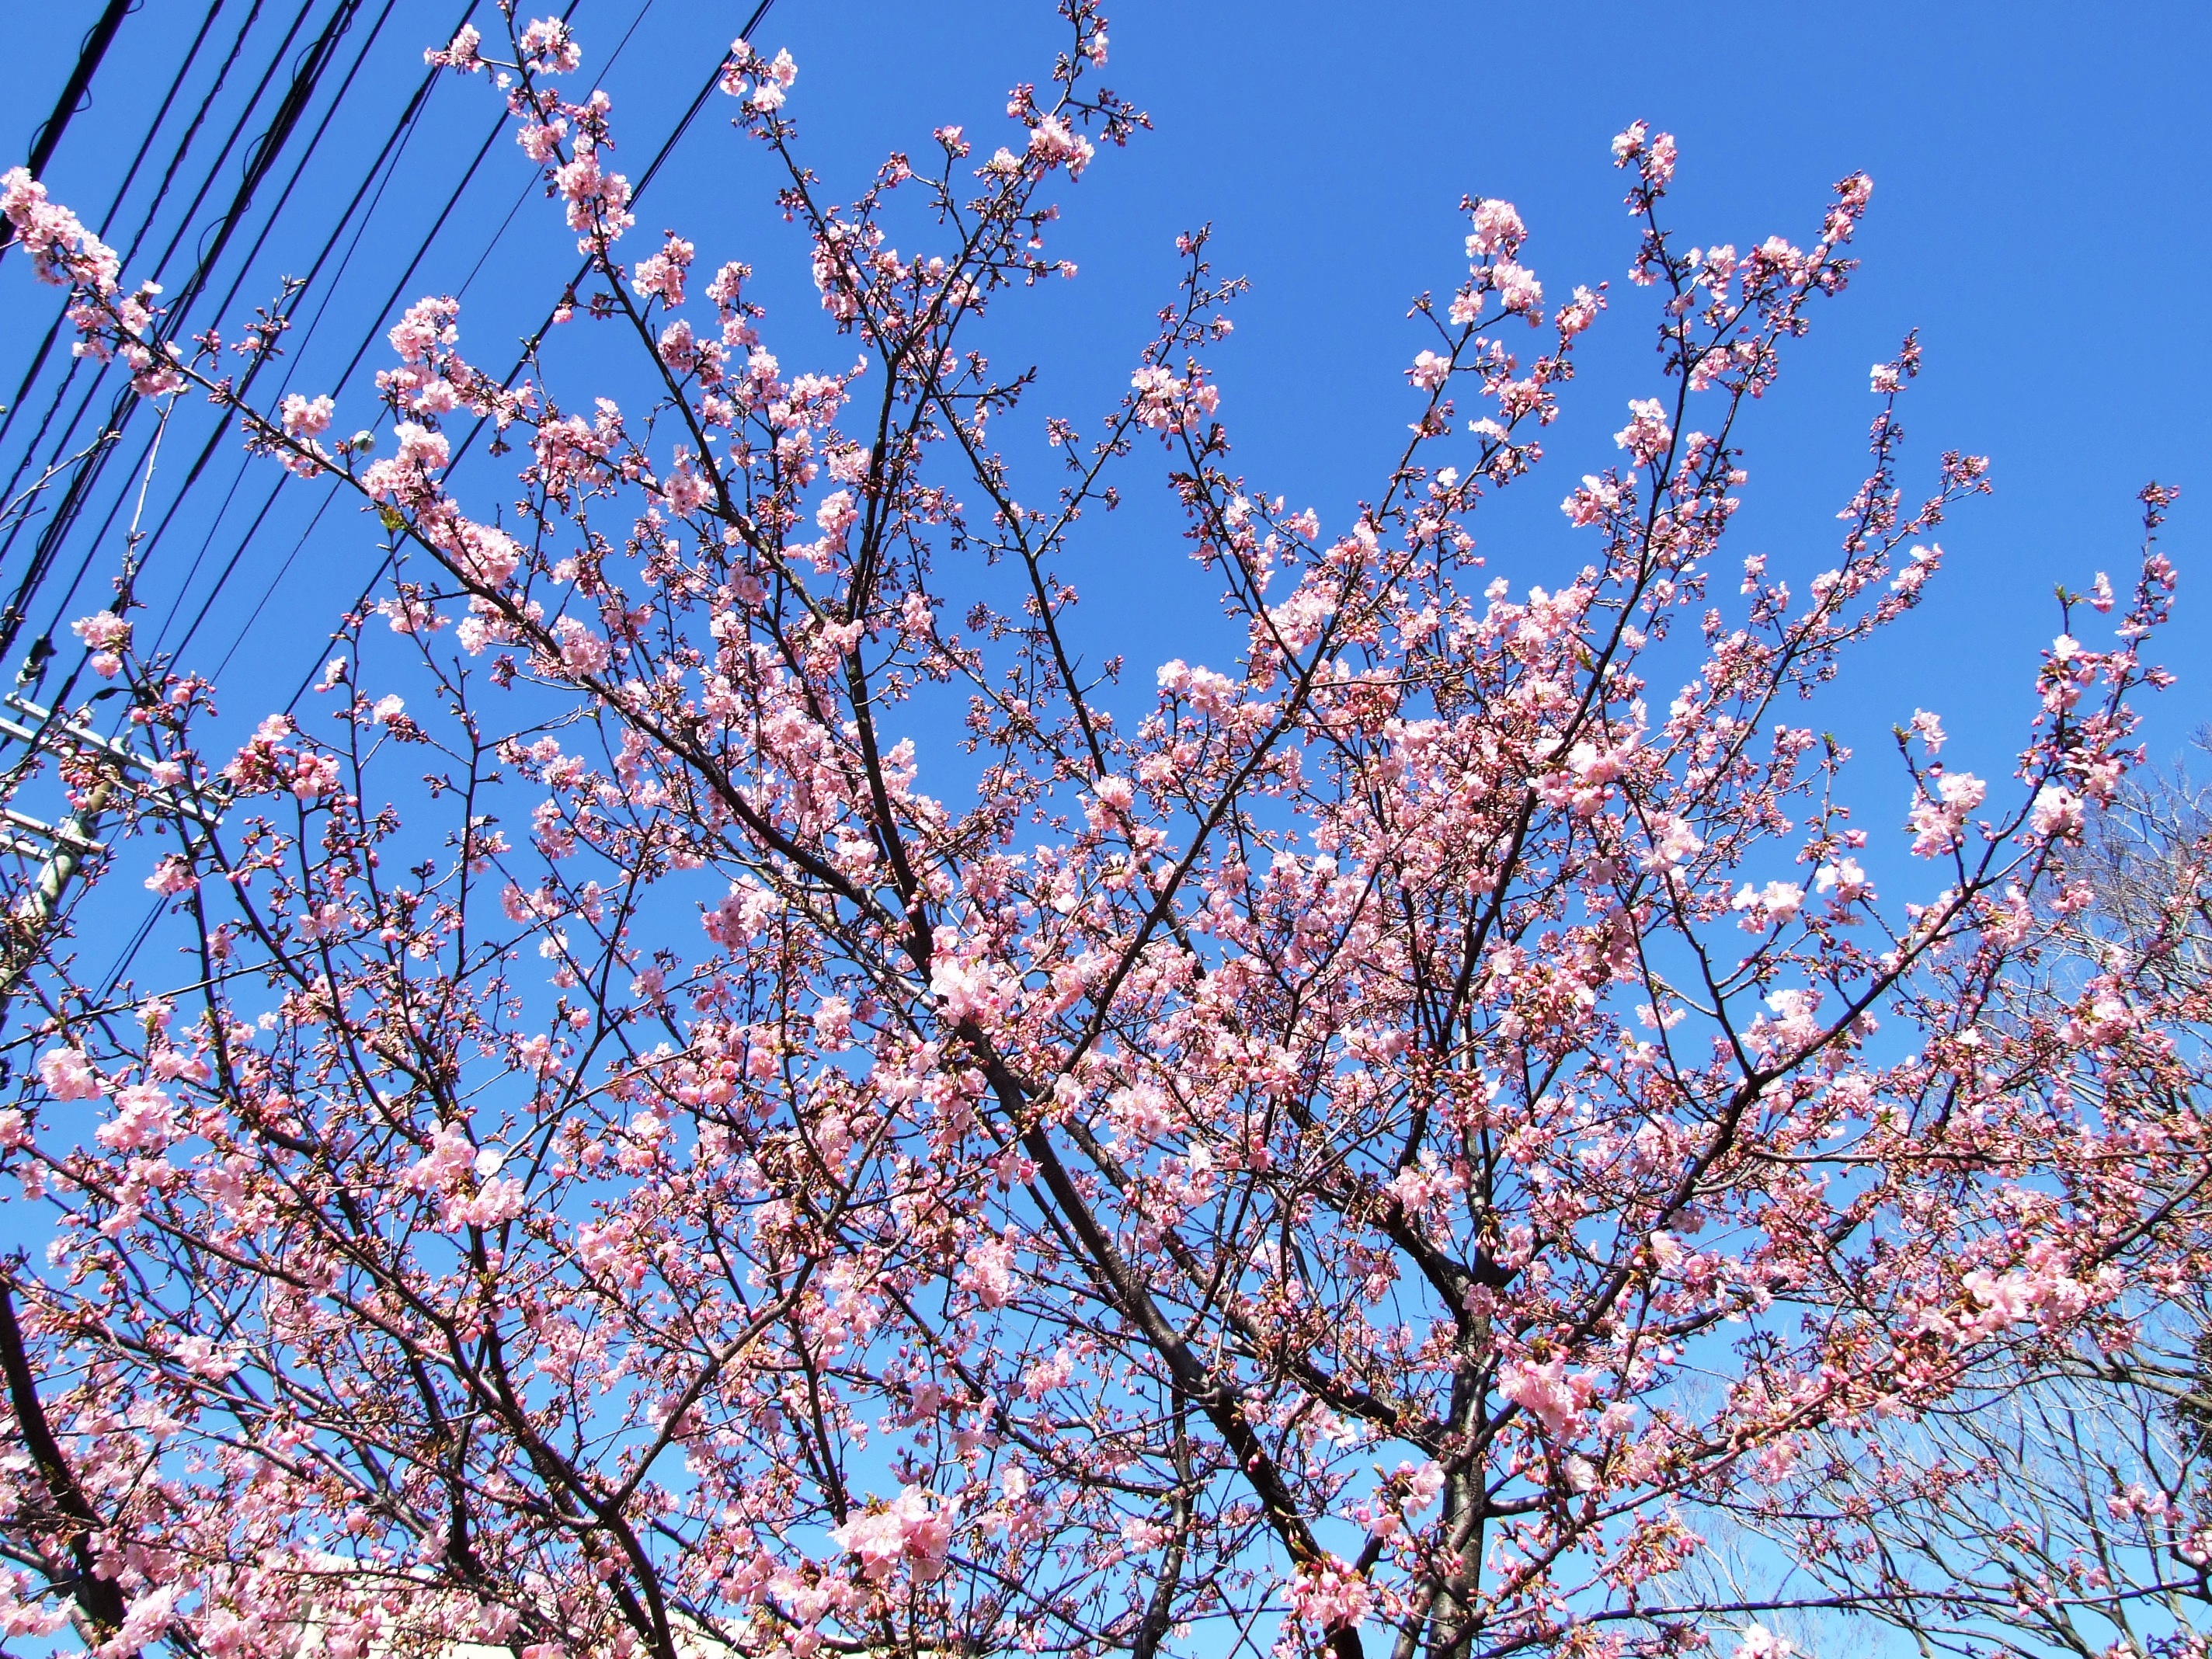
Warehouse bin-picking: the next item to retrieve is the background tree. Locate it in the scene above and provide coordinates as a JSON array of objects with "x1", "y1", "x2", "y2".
[
  {"x1": 0, "y1": 10, "x2": 2203, "y2": 1659},
  {"x1": 1718, "y1": 738, "x2": 2212, "y2": 1659}
]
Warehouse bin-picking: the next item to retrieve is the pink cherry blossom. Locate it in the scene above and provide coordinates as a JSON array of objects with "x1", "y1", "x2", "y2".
[
  {"x1": 827, "y1": 1487, "x2": 957, "y2": 1582},
  {"x1": 1499, "y1": 1355, "x2": 1599, "y2": 1439}
]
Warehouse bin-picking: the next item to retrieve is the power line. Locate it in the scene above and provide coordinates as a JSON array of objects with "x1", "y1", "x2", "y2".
[
  {"x1": 0, "y1": 0, "x2": 331, "y2": 662},
  {"x1": 89, "y1": 0, "x2": 784, "y2": 1007},
  {"x1": 17, "y1": 0, "x2": 136, "y2": 190},
  {"x1": 184, "y1": 137, "x2": 551, "y2": 679},
  {"x1": 162, "y1": 0, "x2": 673, "y2": 670},
  {"x1": 157, "y1": 113, "x2": 515, "y2": 664},
  {"x1": 0, "y1": 0, "x2": 285, "y2": 748},
  {"x1": 23, "y1": 0, "x2": 490, "y2": 680},
  {"x1": 278, "y1": 0, "x2": 783, "y2": 716},
  {"x1": 0, "y1": 0, "x2": 235, "y2": 471},
  {"x1": 0, "y1": 0, "x2": 389, "y2": 1013},
  {"x1": 41, "y1": 0, "x2": 426, "y2": 657},
  {"x1": 0, "y1": 0, "x2": 384, "y2": 1007},
  {"x1": 0, "y1": 0, "x2": 254, "y2": 506}
]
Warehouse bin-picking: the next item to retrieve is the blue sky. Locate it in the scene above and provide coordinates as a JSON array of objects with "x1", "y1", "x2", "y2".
[{"x1": 6, "y1": 0, "x2": 2208, "y2": 891}]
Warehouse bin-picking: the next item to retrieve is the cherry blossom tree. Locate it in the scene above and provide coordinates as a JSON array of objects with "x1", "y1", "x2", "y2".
[{"x1": 0, "y1": 9, "x2": 2204, "y2": 1659}]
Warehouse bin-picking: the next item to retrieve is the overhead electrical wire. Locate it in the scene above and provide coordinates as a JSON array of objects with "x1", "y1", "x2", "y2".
[
  {"x1": 160, "y1": 0, "x2": 676, "y2": 670},
  {"x1": 5, "y1": 0, "x2": 508, "y2": 825},
  {"x1": 190, "y1": 152, "x2": 548, "y2": 680},
  {"x1": 37, "y1": 0, "x2": 425, "y2": 654},
  {"x1": 0, "y1": 0, "x2": 367, "y2": 663},
  {"x1": 0, "y1": 0, "x2": 297, "y2": 526},
  {"x1": 0, "y1": 0, "x2": 250, "y2": 499},
  {"x1": 277, "y1": 0, "x2": 784, "y2": 715},
  {"x1": 11, "y1": 0, "x2": 505, "y2": 692},
  {"x1": 0, "y1": 0, "x2": 461, "y2": 1017},
  {"x1": 184, "y1": 151, "x2": 549, "y2": 680},
  {"x1": 0, "y1": 0, "x2": 393, "y2": 1018},
  {"x1": 0, "y1": 0, "x2": 303, "y2": 711},
  {"x1": 70, "y1": 0, "x2": 607, "y2": 999},
  {"x1": 0, "y1": 0, "x2": 190, "y2": 454},
  {"x1": 156, "y1": 117, "x2": 524, "y2": 666},
  {"x1": 89, "y1": 0, "x2": 785, "y2": 1007},
  {"x1": 0, "y1": 0, "x2": 241, "y2": 745},
  {"x1": 142, "y1": 36, "x2": 520, "y2": 663},
  {"x1": 10, "y1": 0, "x2": 137, "y2": 220},
  {"x1": 0, "y1": 0, "x2": 348, "y2": 666},
  {"x1": 158, "y1": 0, "x2": 686, "y2": 693},
  {"x1": 30, "y1": 0, "x2": 492, "y2": 679}
]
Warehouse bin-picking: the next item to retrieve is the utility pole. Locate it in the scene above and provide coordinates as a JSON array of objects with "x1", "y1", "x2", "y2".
[
  {"x1": 0, "y1": 694, "x2": 221, "y2": 1017},
  {"x1": 0, "y1": 771, "x2": 112, "y2": 1003}
]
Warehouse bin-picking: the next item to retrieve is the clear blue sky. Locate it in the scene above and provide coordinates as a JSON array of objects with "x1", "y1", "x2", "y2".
[{"x1": 8, "y1": 0, "x2": 2208, "y2": 841}]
